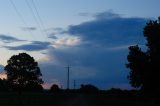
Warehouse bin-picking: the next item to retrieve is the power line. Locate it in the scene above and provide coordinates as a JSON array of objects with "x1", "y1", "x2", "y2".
[
  {"x1": 31, "y1": 0, "x2": 48, "y2": 36},
  {"x1": 9, "y1": 0, "x2": 34, "y2": 37},
  {"x1": 24, "y1": 0, "x2": 46, "y2": 37},
  {"x1": 74, "y1": 80, "x2": 76, "y2": 89},
  {"x1": 9, "y1": 0, "x2": 27, "y2": 27},
  {"x1": 25, "y1": 0, "x2": 40, "y2": 27}
]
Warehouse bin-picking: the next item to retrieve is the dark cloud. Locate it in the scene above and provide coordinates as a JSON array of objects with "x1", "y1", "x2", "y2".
[
  {"x1": 52, "y1": 28, "x2": 64, "y2": 32},
  {"x1": 46, "y1": 27, "x2": 65, "y2": 34},
  {"x1": 47, "y1": 31, "x2": 69, "y2": 41},
  {"x1": 46, "y1": 27, "x2": 67, "y2": 40},
  {"x1": 93, "y1": 11, "x2": 121, "y2": 19},
  {"x1": 78, "y1": 12, "x2": 91, "y2": 17},
  {"x1": 41, "y1": 11, "x2": 149, "y2": 89},
  {"x1": 67, "y1": 11, "x2": 147, "y2": 47},
  {"x1": 0, "y1": 34, "x2": 26, "y2": 43},
  {"x1": 41, "y1": 46, "x2": 131, "y2": 89},
  {"x1": 48, "y1": 33, "x2": 57, "y2": 39},
  {"x1": 78, "y1": 11, "x2": 120, "y2": 18},
  {"x1": 21, "y1": 27, "x2": 37, "y2": 31},
  {"x1": 3, "y1": 41, "x2": 51, "y2": 51}
]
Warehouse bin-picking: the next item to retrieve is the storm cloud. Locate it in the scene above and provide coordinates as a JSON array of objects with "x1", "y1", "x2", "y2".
[
  {"x1": 67, "y1": 11, "x2": 147, "y2": 47},
  {"x1": 40, "y1": 11, "x2": 148, "y2": 89}
]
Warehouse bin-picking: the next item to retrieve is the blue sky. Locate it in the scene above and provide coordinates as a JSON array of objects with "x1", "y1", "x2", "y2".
[{"x1": 0, "y1": 0, "x2": 160, "y2": 89}]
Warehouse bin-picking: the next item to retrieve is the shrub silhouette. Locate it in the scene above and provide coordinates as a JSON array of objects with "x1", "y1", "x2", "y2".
[
  {"x1": 24, "y1": 82, "x2": 43, "y2": 91},
  {"x1": 50, "y1": 84, "x2": 60, "y2": 92},
  {"x1": 80, "y1": 84, "x2": 99, "y2": 93},
  {"x1": 0, "y1": 79, "x2": 8, "y2": 91}
]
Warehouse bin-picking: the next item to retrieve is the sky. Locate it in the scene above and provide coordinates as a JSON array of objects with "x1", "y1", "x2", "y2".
[{"x1": 0, "y1": 0, "x2": 160, "y2": 90}]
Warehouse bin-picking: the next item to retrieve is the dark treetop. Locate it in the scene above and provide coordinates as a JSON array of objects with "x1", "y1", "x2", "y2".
[
  {"x1": 4, "y1": 53, "x2": 43, "y2": 91},
  {"x1": 127, "y1": 17, "x2": 160, "y2": 94}
]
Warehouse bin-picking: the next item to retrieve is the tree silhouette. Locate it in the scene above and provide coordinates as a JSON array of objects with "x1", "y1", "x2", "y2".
[
  {"x1": 126, "y1": 17, "x2": 160, "y2": 93},
  {"x1": 0, "y1": 79, "x2": 8, "y2": 91},
  {"x1": 80, "y1": 84, "x2": 99, "y2": 93},
  {"x1": 4, "y1": 53, "x2": 43, "y2": 91},
  {"x1": 50, "y1": 84, "x2": 60, "y2": 92},
  {"x1": 126, "y1": 45, "x2": 149, "y2": 88}
]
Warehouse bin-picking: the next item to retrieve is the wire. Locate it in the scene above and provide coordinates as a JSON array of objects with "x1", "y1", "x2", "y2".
[
  {"x1": 9, "y1": 0, "x2": 34, "y2": 38},
  {"x1": 31, "y1": 0, "x2": 48, "y2": 36},
  {"x1": 9, "y1": 0, "x2": 27, "y2": 27},
  {"x1": 25, "y1": 0, "x2": 46, "y2": 37}
]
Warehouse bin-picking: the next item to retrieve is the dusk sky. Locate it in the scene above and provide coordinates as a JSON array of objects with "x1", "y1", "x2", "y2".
[{"x1": 0, "y1": 0, "x2": 160, "y2": 89}]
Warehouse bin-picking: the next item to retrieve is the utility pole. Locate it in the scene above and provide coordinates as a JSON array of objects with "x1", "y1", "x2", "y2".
[
  {"x1": 65, "y1": 65, "x2": 71, "y2": 89},
  {"x1": 74, "y1": 80, "x2": 76, "y2": 89}
]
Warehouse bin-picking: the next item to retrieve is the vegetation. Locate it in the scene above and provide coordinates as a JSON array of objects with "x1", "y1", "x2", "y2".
[
  {"x1": 4, "y1": 53, "x2": 43, "y2": 91},
  {"x1": 0, "y1": 79, "x2": 7, "y2": 91},
  {"x1": 1, "y1": 17, "x2": 160, "y2": 106},
  {"x1": 0, "y1": 90, "x2": 159, "y2": 106},
  {"x1": 50, "y1": 84, "x2": 61, "y2": 92},
  {"x1": 127, "y1": 17, "x2": 160, "y2": 94},
  {"x1": 80, "y1": 84, "x2": 99, "y2": 93}
]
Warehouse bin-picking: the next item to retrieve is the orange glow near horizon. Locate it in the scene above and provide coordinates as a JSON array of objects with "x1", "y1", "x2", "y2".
[
  {"x1": 0, "y1": 73, "x2": 7, "y2": 79},
  {"x1": 42, "y1": 82, "x2": 61, "y2": 90}
]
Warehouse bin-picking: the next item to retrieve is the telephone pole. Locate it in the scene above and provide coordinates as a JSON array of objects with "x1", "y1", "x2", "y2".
[
  {"x1": 74, "y1": 80, "x2": 76, "y2": 89},
  {"x1": 65, "y1": 65, "x2": 71, "y2": 89}
]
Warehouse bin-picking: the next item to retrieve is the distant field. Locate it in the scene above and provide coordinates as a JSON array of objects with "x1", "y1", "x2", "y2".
[
  {"x1": 86, "y1": 93, "x2": 160, "y2": 106},
  {"x1": 0, "y1": 92, "x2": 160, "y2": 106},
  {"x1": 0, "y1": 92, "x2": 78, "y2": 106}
]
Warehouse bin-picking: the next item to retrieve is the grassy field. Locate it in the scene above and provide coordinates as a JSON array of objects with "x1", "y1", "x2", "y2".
[
  {"x1": 0, "y1": 92, "x2": 78, "y2": 106},
  {"x1": 0, "y1": 91, "x2": 160, "y2": 106},
  {"x1": 86, "y1": 93, "x2": 160, "y2": 106}
]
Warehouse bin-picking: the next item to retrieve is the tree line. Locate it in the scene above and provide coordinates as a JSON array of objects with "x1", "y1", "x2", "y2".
[{"x1": 0, "y1": 53, "x2": 99, "y2": 92}]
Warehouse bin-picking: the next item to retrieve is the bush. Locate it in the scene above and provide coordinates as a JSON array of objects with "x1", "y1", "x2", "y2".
[
  {"x1": 80, "y1": 84, "x2": 99, "y2": 93},
  {"x1": 50, "y1": 84, "x2": 60, "y2": 92}
]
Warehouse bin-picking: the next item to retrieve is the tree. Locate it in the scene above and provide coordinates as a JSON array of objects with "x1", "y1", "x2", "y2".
[
  {"x1": 126, "y1": 17, "x2": 160, "y2": 93},
  {"x1": 4, "y1": 53, "x2": 43, "y2": 91},
  {"x1": 126, "y1": 45, "x2": 149, "y2": 89},
  {"x1": 0, "y1": 79, "x2": 8, "y2": 91},
  {"x1": 80, "y1": 84, "x2": 99, "y2": 93},
  {"x1": 50, "y1": 84, "x2": 60, "y2": 92}
]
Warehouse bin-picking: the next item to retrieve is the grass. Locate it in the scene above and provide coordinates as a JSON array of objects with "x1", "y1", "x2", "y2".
[
  {"x1": 0, "y1": 91, "x2": 160, "y2": 106},
  {"x1": 0, "y1": 92, "x2": 78, "y2": 106},
  {"x1": 86, "y1": 93, "x2": 160, "y2": 106}
]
